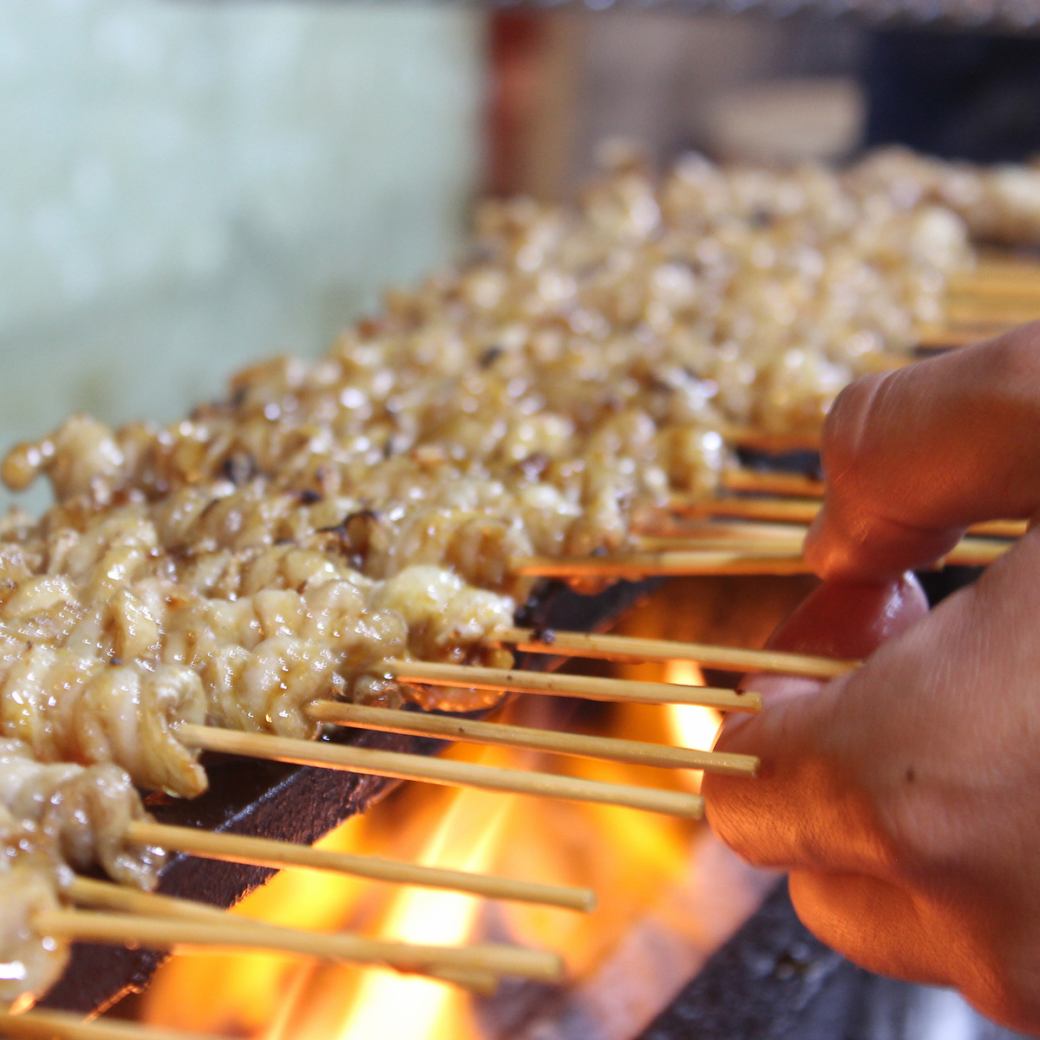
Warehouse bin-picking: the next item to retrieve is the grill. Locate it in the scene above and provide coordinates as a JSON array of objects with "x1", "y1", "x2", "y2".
[{"x1": 3, "y1": 5, "x2": 1039, "y2": 1038}]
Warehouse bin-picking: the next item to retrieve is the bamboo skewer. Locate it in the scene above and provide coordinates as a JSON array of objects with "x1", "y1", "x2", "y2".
[
  {"x1": 34, "y1": 909, "x2": 563, "y2": 984},
  {"x1": 657, "y1": 486, "x2": 1023, "y2": 540},
  {"x1": 514, "y1": 534, "x2": 1009, "y2": 579},
  {"x1": 513, "y1": 550, "x2": 814, "y2": 578},
  {"x1": 121, "y1": 820, "x2": 593, "y2": 912},
  {"x1": 308, "y1": 701, "x2": 759, "y2": 777},
  {"x1": 915, "y1": 324, "x2": 1008, "y2": 350},
  {"x1": 943, "y1": 300, "x2": 1040, "y2": 327},
  {"x1": 635, "y1": 534, "x2": 808, "y2": 555},
  {"x1": 670, "y1": 496, "x2": 823, "y2": 525},
  {"x1": 953, "y1": 256, "x2": 1040, "y2": 285},
  {"x1": 174, "y1": 724, "x2": 704, "y2": 819},
  {"x1": 0, "y1": 1010, "x2": 222, "y2": 1040},
  {"x1": 495, "y1": 626, "x2": 857, "y2": 680},
  {"x1": 948, "y1": 276, "x2": 1040, "y2": 302},
  {"x1": 721, "y1": 468, "x2": 824, "y2": 498},
  {"x1": 382, "y1": 659, "x2": 760, "y2": 713},
  {"x1": 63, "y1": 877, "x2": 498, "y2": 993},
  {"x1": 635, "y1": 530, "x2": 1013, "y2": 562}
]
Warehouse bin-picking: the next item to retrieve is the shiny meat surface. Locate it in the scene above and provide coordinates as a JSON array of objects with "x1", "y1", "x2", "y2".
[
  {"x1": 0, "y1": 147, "x2": 1033, "y2": 1010},
  {"x1": 0, "y1": 853, "x2": 67, "y2": 1012},
  {"x1": 0, "y1": 740, "x2": 162, "y2": 890}
]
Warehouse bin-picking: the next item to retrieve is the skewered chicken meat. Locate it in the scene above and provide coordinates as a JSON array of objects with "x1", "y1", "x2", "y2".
[
  {"x1": 0, "y1": 148, "x2": 1038, "y2": 1011},
  {"x1": 0, "y1": 849, "x2": 68, "y2": 1012},
  {"x1": 0, "y1": 740, "x2": 162, "y2": 889}
]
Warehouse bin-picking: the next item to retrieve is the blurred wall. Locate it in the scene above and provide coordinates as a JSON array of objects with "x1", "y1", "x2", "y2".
[
  {"x1": 0, "y1": 1, "x2": 483, "y2": 508},
  {"x1": 489, "y1": 11, "x2": 866, "y2": 198}
]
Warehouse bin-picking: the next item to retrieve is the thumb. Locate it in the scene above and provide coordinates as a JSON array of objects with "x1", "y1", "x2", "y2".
[
  {"x1": 723, "y1": 574, "x2": 929, "y2": 718},
  {"x1": 703, "y1": 576, "x2": 928, "y2": 870}
]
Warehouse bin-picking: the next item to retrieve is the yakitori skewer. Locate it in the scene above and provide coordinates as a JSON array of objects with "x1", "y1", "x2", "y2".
[
  {"x1": 635, "y1": 534, "x2": 808, "y2": 555},
  {"x1": 174, "y1": 724, "x2": 704, "y2": 818},
  {"x1": 952, "y1": 256, "x2": 1040, "y2": 287},
  {"x1": 513, "y1": 535, "x2": 1009, "y2": 579},
  {"x1": 663, "y1": 492, "x2": 1029, "y2": 540},
  {"x1": 720, "y1": 468, "x2": 824, "y2": 498},
  {"x1": 0, "y1": 1010, "x2": 221, "y2": 1040},
  {"x1": 308, "y1": 702, "x2": 759, "y2": 777},
  {"x1": 915, "y1": 324, "x2": 1007, "y2": 350},
  {"x1": 944, "y1": 300, "x2": 1040, "y2": 328},
  {"x1": 634, "y1": 532, "x2": 1012, "y2": 561},
  {"x1": 514, "y1": 550, "x2": 814, "y2": 579},
  {"x1": 493, "y1": 626, "x2": 857, "y2": 680},
  {"x1": 668, "y1": 496, "x2": 822, "y2": 525},
  {"x1": 948, "y1": 270, "x2": 1040, "y2": 302},
  {"x1": 120, "y1": 820, "x2": 593, "y2": 911},
  {"x1": 381, "y1": 660, "x2": 760, "y2": 712},
  {"x1": 34, "y1": 910, "x2": 562, "y2": 983},
  {"x1": 63, "y1": 877, "x2": 499, "y2": 993}
]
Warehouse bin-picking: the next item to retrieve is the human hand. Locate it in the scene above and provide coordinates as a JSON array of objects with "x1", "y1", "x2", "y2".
[{"x1": 703, "y1": 326, "x2": 1040, "y2": 1034}]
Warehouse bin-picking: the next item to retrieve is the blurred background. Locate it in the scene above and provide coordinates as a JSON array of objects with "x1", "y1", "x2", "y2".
[{"x1": 2, "y1": 1, "x2": 1038, "y2": 510}]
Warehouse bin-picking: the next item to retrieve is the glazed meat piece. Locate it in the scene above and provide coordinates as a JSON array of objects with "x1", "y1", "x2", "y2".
[
  {"x1": 0, "y1": 740, "x2": 163, "y2": 890},
  {"x1": 0, "y1": 851, "x2": 68, "y2": 1012},
  {"x1": 0, "y1": 646, "x2": 207, "y2": 799}
]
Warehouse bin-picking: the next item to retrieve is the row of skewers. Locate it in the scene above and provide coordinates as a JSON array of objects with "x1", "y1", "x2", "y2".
[
  {"x1": 2, "y1": 622, "x2": 862, "y2": 1040},
  {"x1": 2, "y1": 149, "x2": 1039, "y2": 1037}
]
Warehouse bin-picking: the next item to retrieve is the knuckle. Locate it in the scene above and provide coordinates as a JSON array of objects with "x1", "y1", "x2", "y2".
[
  {"x1": 986, "y1": 320, "x2": 1040, "y2": 377},
  {"x1": 702, "y1": 776, "x2": 777, "y2": 869},
  {"x1": 819, "y1": 371, "x2": 894, "y2": 492}
]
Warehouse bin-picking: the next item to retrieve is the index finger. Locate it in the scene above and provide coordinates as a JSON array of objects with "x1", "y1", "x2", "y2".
[{"x1": 804, "y1": 323, "x2": 1040, "y2": 581}]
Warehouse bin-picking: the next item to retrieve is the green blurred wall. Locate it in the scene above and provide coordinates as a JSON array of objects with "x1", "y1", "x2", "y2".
[{"x1": 0, "y1": 1, "x2": 483, "y2": 509}]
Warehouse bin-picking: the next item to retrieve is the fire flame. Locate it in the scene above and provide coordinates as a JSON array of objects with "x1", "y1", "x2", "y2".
[
  {"x1": 318, "y1": 788, "x2": 511, "y2": 1040},
  {"x1": 662, "y1": 661, "x2": 723, "y2": 793},
  {"x1": 131, "y1": 577, "x2": 802, "y2": 1038}
]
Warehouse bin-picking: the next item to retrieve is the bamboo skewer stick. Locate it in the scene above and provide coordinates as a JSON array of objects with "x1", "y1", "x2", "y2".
[
  {"x1": 948, "y1": 278, "x2": 1040, "y2": 302},
  {"x1": 721, "y1": 468, "x2": 824, "y2": 498},
  {"x1": 635, "y1": 534, "x2": 806, "y2": 555},
  {"x1": 670, "y1": 512, "x2": 1027, "y2": 542},
  {"x1": 382, "y1": 659, "x2": 761, "y2": 713},
  {"x1": 948, "y1": 281, "x2": 1040, "y2": 303},
  {"x1": 944, "y1": 300, "x2": 1040, "y2": 326},
  {"x1": 669, "y1": 496, "x2": 822, "y2": 524},
  {"x1": 513, "y1": 550, "x2": 813, "y2": 578},
  {"x1": 915, "y1": 325, "x2": 1007, "y2": 350},
  {"x1": 0, "y1": 1010, "x2": 221, "y2": 1040},
  {"x1": 308, "y1": 701, "x2": 759, "y2": 778},
  {"x1": 513, "y1": 535, "x2": 1009, "y2": 579},
  {"x1": 635, "y1": 532, "x2": 1012, "y2": 565},
  {"x1": 718, "y1": 469, "x2": 1030, "y2": 534},
  {"x1": 664, "y1": 492, "x2": 1029, "y2": 540},
  {"x1": 121, "y1": 820, "x2": 593, "y2": 912},
  {"x1": 34, "y1": 910, "x2": 563, "y2": 984},
  {"x1": 955, "y1": 256, "x2": 1040, "y2": 283},
  {"x1": 174, "y1": 724, "x2": 704, "y2": 819},
  {"x1": 495, "y1": 626, "x2": 858, "y2": 680},
  {"x1": 62, "y1": 877, "x2": 499, "y2": 994}
]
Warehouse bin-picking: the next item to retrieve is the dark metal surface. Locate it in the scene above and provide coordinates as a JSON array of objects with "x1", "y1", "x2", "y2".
[
  {"x1": 43, "y1": 576, "x2": 658, "y2": 1014},
  {"x1": 639, "y1": 882, "x2": 860, "y2": 1040},
  {"x1": 639, "y1": 882, "x2": 1027, "y2": 1040}
]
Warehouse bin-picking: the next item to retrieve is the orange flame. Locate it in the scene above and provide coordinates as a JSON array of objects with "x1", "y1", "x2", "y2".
[
  {"x1": 322, "y1": 788, "x2": 511, "y2": 1040},
  {"x1": 663, "y1": 660, "x2": 724, "y2": 792}
]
